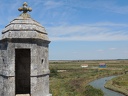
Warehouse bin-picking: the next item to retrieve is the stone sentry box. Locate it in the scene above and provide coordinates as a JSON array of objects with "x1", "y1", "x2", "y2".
[{"x1": 0, "y1": 2, "x2": 52, "y2": 96}]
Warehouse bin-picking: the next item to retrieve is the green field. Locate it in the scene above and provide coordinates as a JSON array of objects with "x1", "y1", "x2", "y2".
[{"x1": 49, "y1": 60, "x2": 128, "y2": 96}]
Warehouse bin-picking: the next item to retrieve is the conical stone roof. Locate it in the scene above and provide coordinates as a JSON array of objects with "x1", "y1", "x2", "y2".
[{"x1": 2, "y1": 2, "x2": 49, "y2": 41}]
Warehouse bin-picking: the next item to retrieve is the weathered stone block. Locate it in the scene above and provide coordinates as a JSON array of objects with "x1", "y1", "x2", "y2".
[
  {"x1": 31, "y1": 56, "x2": 38, "y2": 76},
  {"x1": 3, "y1": 77, "x2": 15, "y2": 96},
  {"x1": 0, "y1": 76, "x2": 4, "y2": 96}
]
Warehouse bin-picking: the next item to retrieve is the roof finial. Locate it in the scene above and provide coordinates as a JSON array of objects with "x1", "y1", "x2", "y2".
[
  {"x1": 18, "y1": 2, "x2": 32, "y2": 13},
  {"x1": 18, "y1": 2, "x2": 32, "y2": 18}
]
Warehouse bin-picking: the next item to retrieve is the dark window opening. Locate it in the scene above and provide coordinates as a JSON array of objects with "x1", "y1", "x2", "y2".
[{"x1": 42, "y1": 59, "x2": 44, "y2": 64}]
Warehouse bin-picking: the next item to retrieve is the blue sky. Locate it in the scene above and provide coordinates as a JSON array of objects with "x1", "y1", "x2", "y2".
[{"x1": 0, "y1": 0, "x2": 128, "y2": 60}]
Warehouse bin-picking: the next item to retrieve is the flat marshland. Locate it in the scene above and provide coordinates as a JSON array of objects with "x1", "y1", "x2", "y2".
[{"x1": 49, "y1": 60, "x2": 128, "y2": 96}]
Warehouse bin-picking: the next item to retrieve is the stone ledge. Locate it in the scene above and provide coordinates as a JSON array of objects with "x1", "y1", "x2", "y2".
[
  {"x1": 16, "y1": 94, "x2": 30, "y2": 96},
  {"x1": 46, "y1": 94, "x2": 52, "y2": 96},
  {"x1": 16, "y1": 94, "x2": 52, "y2": 96}
]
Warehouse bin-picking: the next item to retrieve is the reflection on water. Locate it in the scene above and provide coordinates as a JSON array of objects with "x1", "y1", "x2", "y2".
[{"x1": 89, "y1": 76, "x2": 125, "y2": 96}]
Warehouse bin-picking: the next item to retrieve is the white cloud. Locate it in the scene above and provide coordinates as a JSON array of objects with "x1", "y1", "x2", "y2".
[
  {"x1": 47, "y1": 22, "x2": 128, "y2": 41},
  {"x1": 73, "y1": 0, "x2": 128, "y2": 14},
  {"x1": 58, "y1": 0, "x2": 128, "y2": 14},
  {"x1": 103, "y1": 2, "x2": 128, "y2": 14},
  {"x1": 109, "y1": 48, "x2": 117, "y2": 50},
  {"x1": 0, "y1": 1, "x2": 21, "y2": 25},
  {"x1": 44, "y1": 1, "x2": 63, "y2": 9},
  {"x1": 97, "y1": 49, "x2": 104, "y2": 52}
]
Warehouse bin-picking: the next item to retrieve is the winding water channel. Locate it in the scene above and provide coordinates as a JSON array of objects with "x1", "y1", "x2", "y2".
[{"x1": 89, "y1": 76, "x2": 125, "y2": 96}]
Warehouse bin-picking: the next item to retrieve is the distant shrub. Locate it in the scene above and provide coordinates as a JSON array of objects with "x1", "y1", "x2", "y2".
[
  {"x1": 84, "y1": 85, "x2": 104, "y2": 96},
  {"x1": 50, "y1": 68, "x2": 58, "y2": 77}
]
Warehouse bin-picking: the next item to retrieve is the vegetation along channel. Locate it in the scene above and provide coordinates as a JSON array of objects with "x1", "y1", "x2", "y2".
[{"x1": 89, "y1": 76, "x2": 125, "y2": 96}]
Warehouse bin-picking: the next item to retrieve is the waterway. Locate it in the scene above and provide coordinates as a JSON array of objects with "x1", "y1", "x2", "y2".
[{"x1": 89, "y1": 76, "x2": 125, "y2": 96}]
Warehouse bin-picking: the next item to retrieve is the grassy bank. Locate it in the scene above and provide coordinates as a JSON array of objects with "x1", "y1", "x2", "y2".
[
  {"x1": 105, "y1": 74, "x2": 128, "y2": 96},
  {"x1": 50, "y1": 60, "x2": 127, "y2": 96}
]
